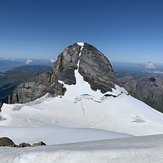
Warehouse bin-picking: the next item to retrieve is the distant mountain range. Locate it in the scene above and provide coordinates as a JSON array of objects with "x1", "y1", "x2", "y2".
[
  {"x1": 118, "y1": 76, "x2": 163, "y2": 113},
  {"x1": 0, "y1": 58, "x2": 54, "y2": 72},
  {"x1": 0, "y1": 65, "x2": 52, "y2": 103},
  {"x1": 0, "y1": 60, "x2": 24, "y2": 72}
]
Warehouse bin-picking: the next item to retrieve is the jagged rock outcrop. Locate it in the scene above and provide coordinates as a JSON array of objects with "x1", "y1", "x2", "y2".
[
  {"x1": 9, "y1": 42, "x2": 120, "y2": 104},
  {"x1": 9, "y1": 82, "x2": 47, "y2": 103}
]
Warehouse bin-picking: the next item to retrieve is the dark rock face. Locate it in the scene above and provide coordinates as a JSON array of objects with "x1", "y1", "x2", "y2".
[
  {"x1": 10, "y1": 82, "x2": 47, "y2": 103},
  {"x1": 0, "y1": 137, "x2": 17, "y2": 147},
  {"x1": 51, "y1": 43, "x2": 80, "y2": 85},
  {"x1": 9, "y1": 42, "x2": 119, "y2": 104},
  {"x1": 0, "y1": 101, "x2": 3, "y2": 112},
  {"x1": 79, "y1": 43, "x2": 119, "y2": 93},
  {"x1": 19, "y1": 142, "x2": 31, "y2": 148}
]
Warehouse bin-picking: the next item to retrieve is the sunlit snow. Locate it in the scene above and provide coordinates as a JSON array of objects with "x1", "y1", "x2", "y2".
[
  {"x1": 1, "y1": 135, "x2": 163, "y2": 163},
  {"x1": 1, "y1": 45, "x2": 163, "y2": 162},
  {"x1": 77, "y1": 42, "x2": 84, "y2": 46}
]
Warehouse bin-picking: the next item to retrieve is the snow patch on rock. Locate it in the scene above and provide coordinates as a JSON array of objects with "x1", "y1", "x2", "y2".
[{"x1": 77, "y1": 42, "x2": 84, "y2": 46}]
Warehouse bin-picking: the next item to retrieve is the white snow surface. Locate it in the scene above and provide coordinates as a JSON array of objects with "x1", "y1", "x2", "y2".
[
  {"x1": 1, "y1": 51, "x2": 163, "y2": 162},
  {"x1": 77, "y1": 42, "x2": 84, "y2": 46},
  {"x1": 1, "y1": 134, "x2": 163, "y2": 163}
]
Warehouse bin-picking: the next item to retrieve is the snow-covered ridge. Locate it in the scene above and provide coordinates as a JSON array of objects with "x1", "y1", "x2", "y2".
[
  {"x1": 58, "y1": 67, "x2": 128, "y2": 103},
  {"x1": 59, "y1": 42, "x2": 128, "y2": 102}
]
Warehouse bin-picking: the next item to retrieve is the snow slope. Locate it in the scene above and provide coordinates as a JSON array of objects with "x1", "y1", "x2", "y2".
[
  {"x1": 1, "y1": 55, "x2": 163, "y2": 144},
  {"x1": 1, "y1": 42, "x2": 163, "y2": 162},
  {"x1": 1, "y1": 68, "x2": 163, "y2": 146},
  {"x1": 0, "y1": 68, "x2": 163, "y2": 145},
  {"x1": 0, "y1": 134, "x2": 163, "y2": 163}
]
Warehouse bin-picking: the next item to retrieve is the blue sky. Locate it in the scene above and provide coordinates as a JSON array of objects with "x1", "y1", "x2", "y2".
[{"x1": 0, "y1": 0, "x2": 163, "y2": 62}]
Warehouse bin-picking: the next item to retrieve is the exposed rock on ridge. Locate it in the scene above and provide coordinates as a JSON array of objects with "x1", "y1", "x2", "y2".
[
  {"x1": 79, "y1": 43, "x2": 119, "y2": 93},
  {"x1": 9, "y1": 42, "x2": 120, "y2": 104}
]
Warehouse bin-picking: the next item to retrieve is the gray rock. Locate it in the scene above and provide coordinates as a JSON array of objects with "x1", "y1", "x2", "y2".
[
  {"x1": 36, "y1": 71, "x2": 52, "y2": 86},
  {"x1": 9, "y1": 82, "x2": 48, "y2": 103},
  {"x1": 19, "y1": 142, "x2": 31, "y2": 148},
  {"x1": 79, "y1": 43, "x2": 119, "y2": 93},
  {"x1": 50, "y1": 43, "x2": 119, "y2": 93},
  {"x1": 0, "y1": 137, "x2": 17, "y2": 147},
  {"x1": 33, "y1": 141, "x2": 46, "y2": 147},
  {"x1": 9, "y1": 42, "x2": 120, "y2": 103},
  {"x1": 0, "y1": 137, "x2": 47, "y2": 148}
]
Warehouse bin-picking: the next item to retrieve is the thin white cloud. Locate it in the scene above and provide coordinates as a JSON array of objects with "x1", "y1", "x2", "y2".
[
  {"x1": 26, "y1": 59, "x2": 33, "y2": 64},
  {"x1": 152, "y1": 70, "x2": 163, "y2": 74},
  {"x1": 144, "y1": 61, "x2": 156, "y2": 69},
  {"x1": 50, "y1": 59, "x2": 55, "y2": 63}
]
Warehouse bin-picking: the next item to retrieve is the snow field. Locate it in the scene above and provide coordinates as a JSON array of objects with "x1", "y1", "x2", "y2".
[
  {"x1": 0, "y1": 134, "x2": 163, "y2": 163},
  {"x1": 1, "y1": 49, "x2": 163, "y2": 162}
]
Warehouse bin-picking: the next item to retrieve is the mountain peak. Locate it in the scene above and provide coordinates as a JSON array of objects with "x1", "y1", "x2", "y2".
[
  {"x1": 51, "y1": 42, "x2": 120, "y2": 93},
  {"x1": 9, "y1": 42, "x2": 121, "y2": 103}
]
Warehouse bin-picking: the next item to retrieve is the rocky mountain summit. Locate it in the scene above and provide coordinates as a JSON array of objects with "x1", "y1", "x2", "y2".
[{"x1": 9, "y1": 42, "x2": 120, "y2": 104}]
